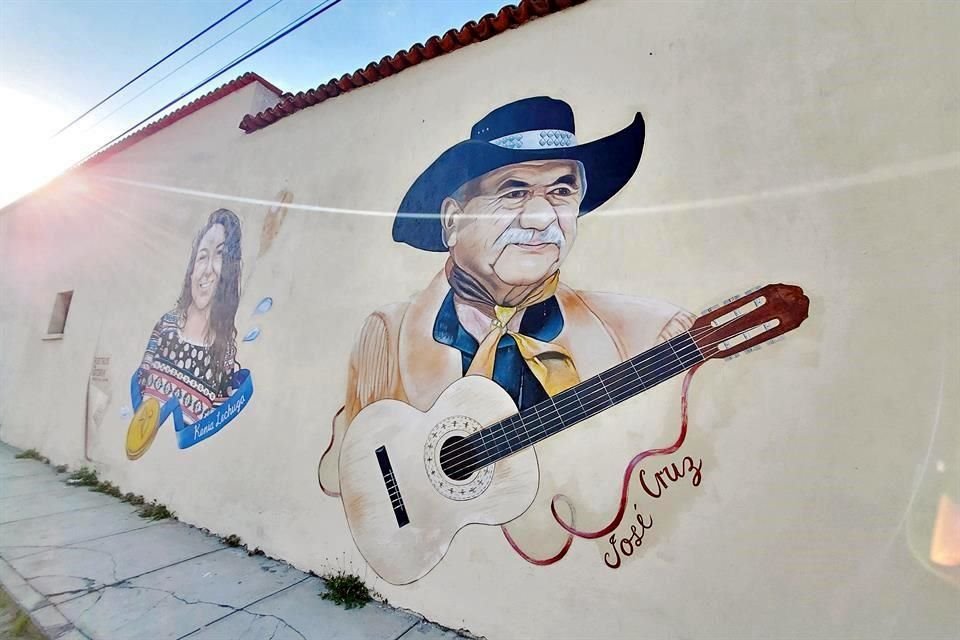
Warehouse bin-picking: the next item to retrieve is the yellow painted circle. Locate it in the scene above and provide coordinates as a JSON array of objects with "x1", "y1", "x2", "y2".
[{"x1": 125, "y1": 397, "x2": 161, "y2": 460}]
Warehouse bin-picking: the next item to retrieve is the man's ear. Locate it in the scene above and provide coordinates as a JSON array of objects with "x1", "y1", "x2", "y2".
[{"x1": 440, "y1": 197, "x2": 462, "y2": 248}]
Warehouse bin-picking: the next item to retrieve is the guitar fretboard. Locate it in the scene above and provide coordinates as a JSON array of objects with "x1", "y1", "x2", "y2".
[{"x1": 444, "y1": 332, "x2": 704, "y2": 478}]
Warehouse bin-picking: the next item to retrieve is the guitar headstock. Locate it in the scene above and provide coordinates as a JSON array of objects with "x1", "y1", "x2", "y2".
[{"x1": 691, "y1": 284, "x2": 809, "y2": 361}]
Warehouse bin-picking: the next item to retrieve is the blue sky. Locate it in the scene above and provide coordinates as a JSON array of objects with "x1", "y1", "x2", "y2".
[{"x1": 0, "y1": 0, "x2": 507, "y2": 205}]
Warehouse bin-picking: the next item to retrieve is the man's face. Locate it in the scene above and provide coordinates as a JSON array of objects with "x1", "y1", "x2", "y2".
[{"x1": 442, "y1": 160, "x2": 583, "y2": 291}]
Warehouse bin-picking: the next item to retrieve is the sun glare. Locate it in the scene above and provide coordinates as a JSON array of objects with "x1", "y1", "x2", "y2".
[{"x1": 0, "y1": 87, "x2": 103, "y2": 208}]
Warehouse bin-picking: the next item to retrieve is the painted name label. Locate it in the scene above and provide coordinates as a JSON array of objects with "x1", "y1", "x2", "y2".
[
  {"x1": 129, "y1": 369, "x2": 255, "y2": 452},
  {"x1": 603, "y1": 454, "x2": 703, "y2": 569},
  {"x1": 639, "y1": 455, "x2": 702, "y2": 499},
  {"x1": 193, "y1": 393, "x2": 247, "y2": 440}
]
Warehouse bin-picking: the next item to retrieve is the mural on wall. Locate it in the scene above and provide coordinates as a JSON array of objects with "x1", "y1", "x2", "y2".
[
  {"x1": 125, "y1": 208, "x2": 255, "y2": 460},
  {"x1": 317, "y1": 97, "x2": 810, "y2": 585}
]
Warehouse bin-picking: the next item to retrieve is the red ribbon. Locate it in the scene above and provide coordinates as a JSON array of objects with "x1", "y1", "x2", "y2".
[{"x1": 504, "y1": 363, "x2": 702, "y2": 562}]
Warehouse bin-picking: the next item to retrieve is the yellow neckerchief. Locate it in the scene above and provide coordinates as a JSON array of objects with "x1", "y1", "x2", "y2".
[{"x1": 445, "y1": 260, "x2": 580, "y2": 395}]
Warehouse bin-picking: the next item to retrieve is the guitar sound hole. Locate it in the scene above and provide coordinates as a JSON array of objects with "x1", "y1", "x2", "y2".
[{"x1": 438, "y1": 436, "x2": 475, "y2": 481}]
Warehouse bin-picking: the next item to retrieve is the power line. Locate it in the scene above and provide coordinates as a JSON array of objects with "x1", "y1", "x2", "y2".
[
  {"x1": 53, "y1": 0, "x2": 256, "y2": 138},
  {"x1": 77, "y1": 0, "x2": 344, "y2": 165},
  {"x1": 82, "y1": 0, "x2": 287, "y2": 135}
]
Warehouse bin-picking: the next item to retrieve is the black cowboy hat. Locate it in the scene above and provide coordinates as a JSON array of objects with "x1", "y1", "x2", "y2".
[{"x1": 393, "y1": 96, "x2": 645, "y2": 252}]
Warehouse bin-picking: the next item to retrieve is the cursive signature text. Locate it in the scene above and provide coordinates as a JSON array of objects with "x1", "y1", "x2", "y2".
[
  {"x1": 639, "y1": 455, "x2": 702, "y2": 499},
  {"x1": 604, "y1": 504, "x2": 654, "y2": 569},
  {"x1": 602, "y1": 454, "x2": 704, "y2": 569}
]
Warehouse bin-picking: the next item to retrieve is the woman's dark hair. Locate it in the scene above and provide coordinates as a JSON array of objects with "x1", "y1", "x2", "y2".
[{"x1": 175, "y1": 209, "x2": 242, "y2": 374}]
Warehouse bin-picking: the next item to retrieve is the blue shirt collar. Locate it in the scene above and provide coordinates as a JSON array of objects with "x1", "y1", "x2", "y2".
[{"x1": 432, "y1": 289, "x2": 565, "y2": 356}]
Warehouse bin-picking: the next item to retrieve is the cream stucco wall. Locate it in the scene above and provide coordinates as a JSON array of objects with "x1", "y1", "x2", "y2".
[{"x1": 1, "y1": 1, "x2": 958, "y2": 638}]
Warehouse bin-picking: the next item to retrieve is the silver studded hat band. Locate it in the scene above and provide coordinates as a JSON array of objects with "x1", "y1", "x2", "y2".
[{"x1": 489, "y1": 129, "x2": 577, "y2": 150}]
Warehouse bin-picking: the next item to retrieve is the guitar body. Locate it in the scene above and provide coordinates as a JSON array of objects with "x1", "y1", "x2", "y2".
[{"x1": 338, "y1": 375, "x2": 539, "y2": 585}]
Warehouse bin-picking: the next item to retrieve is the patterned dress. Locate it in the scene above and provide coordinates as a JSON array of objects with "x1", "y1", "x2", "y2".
[{"x1": 138, "y1": 311, "x2": 237, "y2": 424}]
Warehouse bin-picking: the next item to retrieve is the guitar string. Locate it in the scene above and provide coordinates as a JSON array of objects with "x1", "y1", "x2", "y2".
[
  {"x1": 433, "y1": 298, "x2": 772, "y2": 471},
  {"x1": 436, "y1": 330, "x2": 708, "y2": 471},
  {"x1": 436, "y1": 323, "x2": 733, "y2": 473},
  {"x1": 438, "y1": 321, "x2": 760, "y2": 475},
  {"x1": 439, "y1": 330, "x2": 743, "y2": 480},
  {"x1": 436, "y1": 317, "x2": 744, "y2": 471},
  {"x1": 439, "y1": 340, "x2": 702, "y2": 476},
  {"x1": 440, "y1": 318, "x2": 780, "y2": 475}
]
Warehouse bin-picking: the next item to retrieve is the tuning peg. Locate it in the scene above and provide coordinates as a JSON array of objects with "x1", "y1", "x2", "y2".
[
  {"x1": 745, "y1": 285, "x2": 762, "y2": 295},
  {"x1": 700, "y1": 304, "x2": 719, "y2": 314}
]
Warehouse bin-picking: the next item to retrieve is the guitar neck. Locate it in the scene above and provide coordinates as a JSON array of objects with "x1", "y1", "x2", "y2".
[{"x1": 455, "y1": 332, "x2": 704, "y2": 476}]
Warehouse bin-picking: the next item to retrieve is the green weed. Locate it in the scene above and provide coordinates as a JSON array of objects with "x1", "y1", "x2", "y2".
[
  {"x1": 14, "y1": 449, "x2": 48, "y2": 464},
  {"x1": 138, "y1": 501, "x2": 174, "y2": 521},
  {"x1": 320, "y1": 571, "x2": 372, "y2": 609},
  {"x1": 222, "y1": 534, "x2": 243, "y2": 547},
  {"x1": 67, "y1": 467, "x2": 99, "y2": 486},
  {"x1": 93, "y1": 481, "x2": 123, "y2": 498}
]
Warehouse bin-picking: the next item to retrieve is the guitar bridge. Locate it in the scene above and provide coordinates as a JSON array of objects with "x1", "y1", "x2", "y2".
[{"x1": 375, "y1": 446, "x2": 409, "y2": 528}]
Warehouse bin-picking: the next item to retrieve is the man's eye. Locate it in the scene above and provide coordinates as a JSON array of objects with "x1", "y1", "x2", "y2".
[
  {"x1": 551, "y1": 187, "x2": 573, "y2": 197},
  {"x1": 504, "y1": 190, "x2": 527, "y2": 200}
]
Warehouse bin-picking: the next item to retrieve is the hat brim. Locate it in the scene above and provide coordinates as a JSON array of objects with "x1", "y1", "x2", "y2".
[{"x1": 394, "y1": 113, "x2": 645, "y2": 251}]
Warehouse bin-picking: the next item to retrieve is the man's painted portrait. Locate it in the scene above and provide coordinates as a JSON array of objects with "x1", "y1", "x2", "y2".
[{"x1": 320, "y1": 97, "x2": 698, "y2": 568}]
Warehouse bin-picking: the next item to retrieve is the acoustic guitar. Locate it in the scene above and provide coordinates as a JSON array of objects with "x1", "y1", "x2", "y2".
[{"x1": 334, "y1": 284, "x2": 809, "y2": 584}]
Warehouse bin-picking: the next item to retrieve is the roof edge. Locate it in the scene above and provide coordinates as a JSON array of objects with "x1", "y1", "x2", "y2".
[
  {"x1": 83, "y1": 72, "x2": 282, "y2": 167},
  {"x1": 238, "y1": 0, "x2": 587, "y2": 134}
]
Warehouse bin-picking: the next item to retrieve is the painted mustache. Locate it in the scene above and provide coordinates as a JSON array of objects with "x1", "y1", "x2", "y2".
[{"x1": 494, "y1": 224, "x2": 565, "y2": 250}]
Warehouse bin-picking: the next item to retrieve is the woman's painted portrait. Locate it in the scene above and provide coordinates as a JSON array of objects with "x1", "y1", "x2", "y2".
[
  {"x1": 138, "y1": 208, "x2": 242, "y2": 420},
  {"x1": 126, "y1": 208, "x2": 254, "y2": 460}
]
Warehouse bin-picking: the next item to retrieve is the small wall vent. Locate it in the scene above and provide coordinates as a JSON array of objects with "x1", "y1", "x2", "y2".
[{"x1": 44, "y1": 290, "x2": 74, "y2": 339}]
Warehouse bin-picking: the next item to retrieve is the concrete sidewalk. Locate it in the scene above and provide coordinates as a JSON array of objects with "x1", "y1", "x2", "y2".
[{"x1": 0, "y1": 441, "x2": 467, "y2": 640}]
